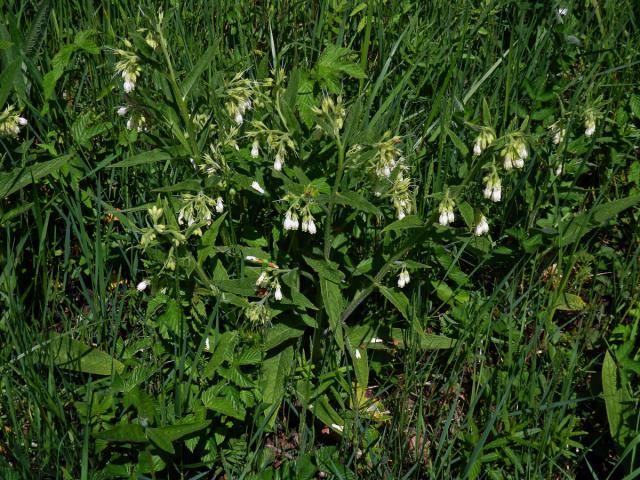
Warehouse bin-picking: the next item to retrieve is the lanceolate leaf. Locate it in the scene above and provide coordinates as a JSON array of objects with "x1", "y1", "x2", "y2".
[
  {"x1": 320, "y1": 276, "x2": 345, "y2": 350},
  {"x1": 260, "y1": 345, "x2": 294, "y2": 428},
  {"x1": 378, "y1": 284, "x2": 410, "y2": 320},
  {"x1": 0, "y1": 155, "x2": 71, "y2": 200},
  {"x1": 602, "y1": 351, "x2": 633, "y2": 446},
  {"x1": 559, "y1": 193, "x2": 640, "y2": 246},
  {"x1": 49, "y1": 333, "x2": 124, "y2": 376}
]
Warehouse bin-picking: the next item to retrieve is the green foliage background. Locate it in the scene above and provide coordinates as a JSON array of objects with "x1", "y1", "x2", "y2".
[{"x1": 1, "y1": 0, "x2": 639, "y2": 478}]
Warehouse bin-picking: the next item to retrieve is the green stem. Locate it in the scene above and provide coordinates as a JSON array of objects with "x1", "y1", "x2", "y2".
[{"x1": 323, "y1": 138, "x2": 345, "y2": 260}]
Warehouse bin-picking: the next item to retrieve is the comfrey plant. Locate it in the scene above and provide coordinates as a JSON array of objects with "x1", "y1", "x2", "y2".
[{"x1": 95, "y1": 9, "x2": 608, "y2": 469}]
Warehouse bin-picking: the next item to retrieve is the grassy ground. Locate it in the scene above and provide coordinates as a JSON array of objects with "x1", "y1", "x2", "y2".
[{"x1": 1, "y1": 1, "x2": 639, "y2": 478}]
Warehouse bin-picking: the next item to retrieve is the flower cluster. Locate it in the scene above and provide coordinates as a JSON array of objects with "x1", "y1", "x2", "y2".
[
  {"x1": 389, "y1": 169, "x2": 415, "y2": 220},
  {"x1": 584, "y1": 110, "x2": 597, "y2": 137},
  {"x1": 248, "y1": 122, "x2": 296, "y2": 171},
  {"x1": 245, "y1": 301, "x2": 270, "y2": 324},
  {"x1": 0, "y1": 105, "x2": 27, "y2": 138},
  {"x1": 114, "y1": 44, "x2": 141, "y2": 93},
  {"x1": 372, "y1": 135, "x2": 403, "y2": 179},
  {"x1": 397, "y1": 266, "x2": 411, "y2": 289},
  {"x1": 501, "y1": 135, "x2": 528, "y2": 170},
  {"x1": 177, "y1": 192, "x2": 224, "y2": 230},
  {"x1": 312, "y1": 95, "x2": 346, "y2": 137},
  {"x1": 550, "y1": 122, "x2": 566, "y2": 145},
  {"x1": 140, "y1": 206, "x2": 186, "y2": 250},
  {"x1": 483, "y1": 168, "x2": 502, "y2": 202},
  {"x1": 473, "y1": 127, "x2": 496, "y2": 156},
  {"x1": 283, "y1": 204, "x2": 317, "y2": 234},
  {"x1": 118, "y1": 106, "x2": 147, "y2": 132},
  {"x1": 255, "y1": 270, "x2": 283, "y2": 301},
  {"x1": 225, "y1": 73, "x2": 257, "y2": 125},
  {"x1": 438, "y1": 194, "x2": 456, "y2": 226}
]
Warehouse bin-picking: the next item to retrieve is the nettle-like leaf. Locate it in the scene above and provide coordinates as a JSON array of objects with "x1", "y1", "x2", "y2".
[
  {"x1": 313, "y1": 45, "x2": 366, "y2": 93},
  {"x1": 41, "y1": 29, "x2": 99, "y2": 114}
]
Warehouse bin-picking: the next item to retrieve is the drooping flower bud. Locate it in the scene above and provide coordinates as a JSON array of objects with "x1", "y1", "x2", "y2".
[
  {"x1": 251, "y1": 139, "x2": 260, "y2": 158},
  {"x1": 473, "y1": 214, "x2": 489, "y2": 236}
]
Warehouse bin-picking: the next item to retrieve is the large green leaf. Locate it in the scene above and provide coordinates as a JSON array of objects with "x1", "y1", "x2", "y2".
[
  {"x1": 263, "y1": 322, "x2": 305, "y2": 351},
  {"x1": 382, "y1": 215, "x2": 423, "y2": 233},
  {"x1": 41, "y1": 30, "x2": 98, "y2": 113},
  {"x1": 260, "y1": 345, "x2": 294, "y2": 428},
  {"x1": 49, "y1": 333, "x2": 124, "y2": 376},
  {"x1": 0, "y1": 155, "x2": 70, "y2": 200},
  {"x1": 320, "y1": 276, "x2": 345, "y2": 350},
  {"x1": 391, "y1": 328, "x2": 455, "y2": 350},
  {"x1": 334, "y1": 191, "x2": 381, "y2": 216},
  {"x1": 309, "y1": 395, "x2": 345, "y2": 434},
  {"x1": 201, "y1": 391, "x2": 246, "y2": 420},
  {"x1": 559, "y1": 194, "x2": 640, "y2": 246},
  {"x1": 147, "y1": 421, "x2": 211, "y2": 453},
  {"x1": 303, "y1": 256, "x2": 345, "y2": 284},
  {"x1": 260, "y1": 345, "x2": 294, "y2": 405},
  {"x1": 378, "y1": 284, "x2": 409, "y2": 320},
  {"x1": 109, "y1": 148, "x2": 177, "y2": 168},
  {"x1": 314, "y1": 45, "x2": 366, "y2": 93},
  {"x1": 181, "y1": 45, "x2": 217, "y2": 98},
  {"x1": 602, "y1": 351, "x2": 633, "y2": 446}
]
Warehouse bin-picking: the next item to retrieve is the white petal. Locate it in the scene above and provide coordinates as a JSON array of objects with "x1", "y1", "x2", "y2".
[
  {"x1": 136, "y1": 280, "x2": 148, "y2": 291},
  {"x1": 251, "y1": 181, "x2": 265, "y2": 194},
  {"x1": 117, "y1": 106, "x2": 128, "y2": 116},
  {"x1": 307, "y1": 219, "x2": 317, "y2": 235},
  {"x1": 17, "y1": 117, "x2": 28, "y2": 126},
  {"x1": 473, "y1": 142, "x2": 482, "y2": 156},
  {"x1": 518, "y1": 145, "x2": 528, "y2": 159}
]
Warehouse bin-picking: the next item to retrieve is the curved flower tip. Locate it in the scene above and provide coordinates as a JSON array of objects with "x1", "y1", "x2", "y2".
[
  {"x1": 274, "y1": 284, "x2": 283, "y2": 301},
  {"x1": 251, "y1": 181, "x2": 265, "y2": 194}
]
